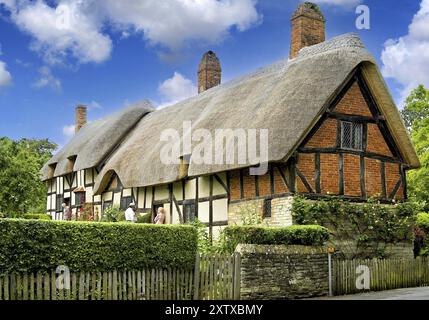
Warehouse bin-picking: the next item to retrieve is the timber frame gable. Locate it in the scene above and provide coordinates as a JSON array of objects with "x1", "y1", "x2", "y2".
[{"x1": 294, "y1": 66, "x2": 407, "y2": 202}]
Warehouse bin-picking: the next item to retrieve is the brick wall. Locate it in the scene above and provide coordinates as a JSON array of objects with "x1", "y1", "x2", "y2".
[
  {"x1": 334, "y1": 82, "x2": 372, "y2": 117},
  {"x1": 365, "y1": 158, "x2": 382, "y2": 196},
  {"x1": 320, "y1": 153, "x2": 339, "y2": 194},
  {"x1": 343, "y1": 154, "x2": 361, "y2": 197},
  {"x1": 367, "y1": 123, "x2": 393, "y2": 157},
  {"x1": 297, "y1": 153, "x2": 316, "y2": 193},
  {"x1": 237, "y1": 244, "x2": 329, "y2": 299},
  {"x1": 229, "y1": 170, "x2": 241, "y2": 201},
  {"x1": 273, "y1": 167, "x2": 289, "y2": 194},
  {"x1": 230, "y1": 165, "x2": 289, "y2": 202},
  {"x1": 385, "y1": 162, "x2": 403, "y2": 200},
  {"x1": 305, "y1": 118, "x2": 337, "y2": 148}
]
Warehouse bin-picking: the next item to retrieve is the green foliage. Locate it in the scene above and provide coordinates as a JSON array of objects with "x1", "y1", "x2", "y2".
[
  {"x1": 401, "y1": 85, "x2": 429, "y2": 204},
  {"x1": 0, "y1": 219, "x2": 198, "y2": 274},
  {"x1": 238, "y1": 204, "x2": 264, "y2": 226},
  {"x1": 22, "y1": 213, "x2": 52, "y2": 220},
  {"x1": 78, "y1": 203, "x2": 95, "y2": 221},
  {"x1": 136, "y1": 212, "x2": 152, "y2": 224},
  {"x1": 417, "y1": 212, "x2": 429, "y2": 229},
  {"x1": 100, "y1": 205, "x2": 124, "y2": 222},
  {"x1": 221, "y1": 225, "x2": 330, "y2": 254},
  {"x1": 416, "y1": 213, "x2": 429, "y2": 256},
  {"x1": 0, "y1": 138, "x2": 57, "y2": 214},
  {"x1": 188, "y1": 219, "x2": 215, "y2": 254},
  {"x1": 291, "y1": 196, "x2": 417, "y2": 258}
]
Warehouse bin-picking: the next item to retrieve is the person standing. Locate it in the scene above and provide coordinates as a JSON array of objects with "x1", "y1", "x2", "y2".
[
  {"x1": 125, "y1": 202, "x2": 137, "y2": 222},
  {"x1": 154, "y1": 207, "x2": 166, "y2": 224},
  {"x1": 62, "y1": 202, "x2": 72, "y2": 221}
]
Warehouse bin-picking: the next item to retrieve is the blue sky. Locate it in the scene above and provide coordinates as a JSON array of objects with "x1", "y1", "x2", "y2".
[{"x1": 0, "y1": 0, "x2": 427, "y2": 147}]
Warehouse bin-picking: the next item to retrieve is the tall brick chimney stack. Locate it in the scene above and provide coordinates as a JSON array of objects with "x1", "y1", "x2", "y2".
[
  {"x1": 75, "y1": 105, "x2": 87, "y2": 134},
  {"x1": 289, "y1": 2, "x2": 325, "y2": 59},
  {"x1": 198, "y1": 51, "x2": 221, "y2": 94}
]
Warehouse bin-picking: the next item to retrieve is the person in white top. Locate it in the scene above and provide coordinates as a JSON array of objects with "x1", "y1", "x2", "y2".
[{"x1": 125, "y1": 202, "x2": 137, "y2": 222}]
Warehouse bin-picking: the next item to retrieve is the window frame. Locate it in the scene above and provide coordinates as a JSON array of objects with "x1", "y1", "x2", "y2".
[
  {"x1": 183, "y1": 202, "x2": 197, "y2": 223},
  {"x1": 120, "y1": 196, "x2": 133, "y2": 211},
  {"x1": 263, "y1": 198, "x2": 272, "y2": 218},
  {"x1": 340, "y1": 121, "x2": 364, "y2": 151}
]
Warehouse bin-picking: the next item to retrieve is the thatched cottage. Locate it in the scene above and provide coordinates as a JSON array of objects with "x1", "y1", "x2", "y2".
[{"x1": 41, "y1": 3, "x2": 419, "y2": 239}]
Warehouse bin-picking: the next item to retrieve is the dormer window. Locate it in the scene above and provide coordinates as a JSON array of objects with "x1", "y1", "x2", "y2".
[{"x1": 340, "y1": 121, "x2": 363, "y2": 151}]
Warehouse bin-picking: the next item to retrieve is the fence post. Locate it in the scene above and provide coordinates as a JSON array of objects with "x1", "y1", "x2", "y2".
[
  {"x1": 233, "y1": 252, "x2": 241, "y2": 300},
  {"x1": 193, "y1": 254, "x2": 200, "y2": 300},
  {"x1": 327, "y1": 247, "x2": 335, "y2": 297}
]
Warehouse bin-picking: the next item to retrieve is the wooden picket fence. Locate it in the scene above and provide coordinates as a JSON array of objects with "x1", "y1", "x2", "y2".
[
  {"x1": 0, "y1": 253, "x2": 241, "y2": 300},
  {"x1": 333, "y1": 257, "x2": 429, "y2": 296}
]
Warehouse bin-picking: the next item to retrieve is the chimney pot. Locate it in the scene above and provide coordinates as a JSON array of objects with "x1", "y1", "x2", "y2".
[
  {"x1": 75, "y1": 105, "x2": 87, "y2": 133},
  {"x1": 198, "y1": 51, "x2": 221, "y2": 94},
  {"x1": 289, "y1": 2, "x2": 326, "y2": 59}
]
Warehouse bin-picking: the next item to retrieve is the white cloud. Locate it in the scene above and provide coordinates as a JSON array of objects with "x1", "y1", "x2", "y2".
[
  {"x1": 381, "y1": 0, "x2": 429, "y2": 105},
  {"x1": 33, "y1": 66, "x2": 61, "y2": 91},
  {"x1": 312, "y1": 0, "x2": 362, "y2": 8},
  {"x1": 62, "y1": 124, "x2": 75, "y2": 139},
  {"x1": 101, "y1": 0, "x2": 261, "y2": 50},
  {"x1": 0, "y1": 0, "x2": 260, "y2": 64},
  {"x1": 0, "y1": 61, "x2": 12, "y2": 88},
  {"x1": 0, "y1": 0, "x2": 112, "y2": 65},
  {"x1": 158, "y1": 72, "x2": 197, "y2": 108}
]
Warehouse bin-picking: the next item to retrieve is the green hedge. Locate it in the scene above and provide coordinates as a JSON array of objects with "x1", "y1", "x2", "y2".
[
  {"x1": 22, "y1": 213, "x2": 52, "y2": 220},
  {"x1": 0, "y1": 219, "x2": 197, "y2": 274},
  {"x1": 222, "y1": 225, "x2": 329, "y2": 253},
  {"x1": 136, "y1": 213, "x2": 152, "y2": 224},
  {"x1": 416, "y1": 213, "x2": 429, "y2": 256}
]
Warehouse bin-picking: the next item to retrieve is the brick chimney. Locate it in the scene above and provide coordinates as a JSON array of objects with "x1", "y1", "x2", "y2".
[
  {"x1": 75, "y1": 105, "x2": 87, "y2": 133},
  {"x1": 289, "y1": 2, "x2": 325, "y2": 59},
  {"x1": 198, "y1": 51, "x2": 221, "y2": 93}
]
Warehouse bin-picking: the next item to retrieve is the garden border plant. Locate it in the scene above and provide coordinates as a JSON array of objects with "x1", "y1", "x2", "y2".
[{"x1": 0, "y1": 219, "x2": 198, "y2": 274}]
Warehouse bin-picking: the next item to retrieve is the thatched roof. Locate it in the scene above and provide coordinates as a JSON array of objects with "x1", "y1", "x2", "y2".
[
  {"x1": 90, "y1": 33, "x2": 419, "y2": 194},
  {"x1": 40, "y1": 101, "x2": 154, "y2": 181}
]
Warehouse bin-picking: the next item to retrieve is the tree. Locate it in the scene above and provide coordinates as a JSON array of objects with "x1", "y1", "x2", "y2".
[
  {"x1": 401, "y1": 85, "x2": 429, "y2": 131},
  {"x1": 0, "y1": 137, "x2": 57, "y2": 215},
  {"x1": 401, "y1": 85, "x2": 429, "y2": 205}
]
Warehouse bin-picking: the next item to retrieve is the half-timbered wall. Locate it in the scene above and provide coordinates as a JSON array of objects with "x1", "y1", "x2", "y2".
[
  {"x1": 46, "y1": 168, "x2": 98, "y2": 220},
  {"x1": 296, "y1": 74, "x2": 406, "y2": 201}
]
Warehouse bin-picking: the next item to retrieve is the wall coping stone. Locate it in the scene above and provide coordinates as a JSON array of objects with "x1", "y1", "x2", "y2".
[{"x1": 235, "y1": 244, "x2": 328, "y2": 255}]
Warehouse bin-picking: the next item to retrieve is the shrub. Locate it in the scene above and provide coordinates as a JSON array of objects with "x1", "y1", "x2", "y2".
[
  {"x1": 221, "y1": 225, "x2": 329, "y2": 254},
  {"x1": 136, "y1": 212, "x2": 152, "y2": 224},
  {"x1": 22, "y1": 213, "x2": 52, "y2": 220},
  {"x1": 292, "y1": 196, "x2": 416, "y2": 243},
  {"x1": 416, "y1": 213, "x2": 429, "y2": 256},
  {"x1": 417, "y1": 213, "x2": 429, "y2": 230},
  {"x1": 0, "y1": 219, "x2": 198, "y2": 274},
  {"x1": 100, "y1": 205, "x2": 123, "y2": 222}
]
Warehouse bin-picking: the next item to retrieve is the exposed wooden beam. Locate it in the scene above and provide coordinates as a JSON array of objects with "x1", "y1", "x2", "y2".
[
  {"x1": 339, "y1": 153, "x2": 344, "y2": 195},
  {"x1": 296, "y1": 167, "x2": 314, "y2": 193}
]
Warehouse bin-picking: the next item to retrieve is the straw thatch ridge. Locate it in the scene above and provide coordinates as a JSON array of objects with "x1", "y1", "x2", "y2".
[
  {"x1": 40, "y1": 100, "x2": 154, "y2": 180},
  {"x1": 90, "y1": 33, "x2": 419, "y2": 194}
]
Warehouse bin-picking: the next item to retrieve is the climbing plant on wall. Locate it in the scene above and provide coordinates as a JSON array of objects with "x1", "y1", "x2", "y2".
[{"x1": 291, "y1": 196, "x2": 419, "y2": 258}]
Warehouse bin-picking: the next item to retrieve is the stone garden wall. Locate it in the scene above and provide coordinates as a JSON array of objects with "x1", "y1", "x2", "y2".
[{"x1": 236, "y1": 244, "x2": 329, "y2": 300}]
